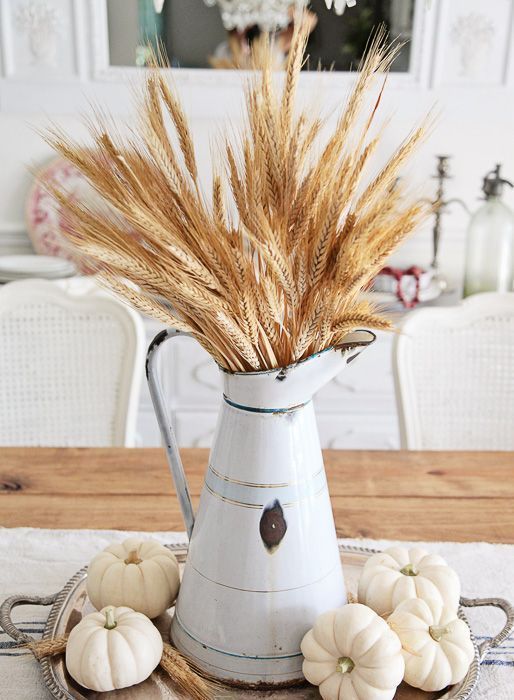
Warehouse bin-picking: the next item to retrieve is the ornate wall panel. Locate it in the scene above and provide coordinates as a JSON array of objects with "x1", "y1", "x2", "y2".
[
  {"x1": 0, "y1": 0, "x2": 86, "y2": 80},
  {"x1": 431, "y1": 0, "x2": 514, "y2": 86}
]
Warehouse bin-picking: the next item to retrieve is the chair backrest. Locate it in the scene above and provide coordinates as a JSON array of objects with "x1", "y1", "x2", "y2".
[
  {"x1": 0, "y1": 278, "x2": 145, "y2": 447},
  {"x1": 393, "y1": 292, "x2": 514, "y2": 450}
]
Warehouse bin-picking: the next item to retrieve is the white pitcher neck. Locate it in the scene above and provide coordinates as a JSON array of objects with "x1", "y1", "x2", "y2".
[{"x1": 220, "y1": 331, "x2": 376, "y2": 410}]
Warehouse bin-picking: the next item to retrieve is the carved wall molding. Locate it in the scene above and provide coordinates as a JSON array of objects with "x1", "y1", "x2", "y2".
[
  {"x1": 430, "y1": 0, "x2": 513, "y2": 87},
  {"x1": 0, "y1": 0, "x2": 87, "y2": 81},
  {"x1": 90, "y1": 0, "x2": 432, "y2": 90},
  {"x1": 4, "y1": 0, "x2": 512, "y2": 113},
  {"x1": 15, "y1": 0, "x2": 61, "y2": 67},
  {"x1": 450, "y1": 12, "x2": 495, "y2": 79}
]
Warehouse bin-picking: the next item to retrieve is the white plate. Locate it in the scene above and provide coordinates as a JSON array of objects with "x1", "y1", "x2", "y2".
[{"x1": 0, "y1": 255, "x2": 76, "y2": 279}]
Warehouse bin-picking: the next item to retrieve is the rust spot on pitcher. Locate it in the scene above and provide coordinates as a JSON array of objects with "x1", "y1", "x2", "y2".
[{"x1": 260, "y1": 500, "x2": 287, "y2": 553}]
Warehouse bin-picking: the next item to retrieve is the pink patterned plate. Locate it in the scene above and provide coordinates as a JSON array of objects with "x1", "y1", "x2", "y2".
[{"x1": 26, "y1": 158, "x2": 96, "y2": 274}]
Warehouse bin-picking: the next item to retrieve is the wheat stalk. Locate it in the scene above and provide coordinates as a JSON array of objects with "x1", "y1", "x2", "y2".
[{"x1": 41, "y1": 21, "x2": 429, "y2": 372}]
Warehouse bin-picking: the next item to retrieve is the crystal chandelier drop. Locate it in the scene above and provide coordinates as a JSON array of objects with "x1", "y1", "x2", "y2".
[
  {"x1": 324, "y1": 0, "x2": 357, "y2": 14},
  {"x1": 202, "y1": 0, "x2": 309, "y2": 32},
  {"x1": 154, "y1": 2, "x2": 361, "y2": 31}
]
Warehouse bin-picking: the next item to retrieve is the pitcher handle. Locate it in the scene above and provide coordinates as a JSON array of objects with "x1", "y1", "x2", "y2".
[{"x1": 146, "y1": 329, "x2": 195, "y2": 539}]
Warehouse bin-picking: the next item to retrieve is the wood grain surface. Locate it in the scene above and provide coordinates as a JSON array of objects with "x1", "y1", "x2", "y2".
[{"x1": 0, "y1": 448, "x2": 513, "y2": 542}]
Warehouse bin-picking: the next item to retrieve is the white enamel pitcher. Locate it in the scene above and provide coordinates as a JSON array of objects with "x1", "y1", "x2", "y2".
[{"x1": 146, "y1": 329, "x2": 375, "y2": 687}]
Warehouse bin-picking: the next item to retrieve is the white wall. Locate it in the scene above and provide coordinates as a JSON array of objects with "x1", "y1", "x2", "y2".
[{"x1": 1, "y1": 0, "x2": 514, "y2": 287}]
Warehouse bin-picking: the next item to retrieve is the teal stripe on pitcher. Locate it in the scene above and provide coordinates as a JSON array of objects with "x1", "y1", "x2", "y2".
[{"x1": 223, "y1": 395, "x2": 311, "y2": 413}]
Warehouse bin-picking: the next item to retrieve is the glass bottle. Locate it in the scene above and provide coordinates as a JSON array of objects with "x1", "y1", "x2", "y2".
[{"x1": 463, "y1": 164, "x2": 514, "y2": 297}]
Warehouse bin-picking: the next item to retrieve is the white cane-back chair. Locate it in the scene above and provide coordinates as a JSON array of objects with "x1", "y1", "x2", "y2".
[
  {"x1": 393, "y1": 292, "x2": 514, "y2": 450},
  {"x1": 0, "y1": 278, "x2": 144, "y2": 446}
]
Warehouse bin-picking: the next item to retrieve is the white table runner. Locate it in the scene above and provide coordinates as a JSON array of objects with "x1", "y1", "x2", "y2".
[{"x1": 0, "y1": 528, "x2": 512, "y2": 699}]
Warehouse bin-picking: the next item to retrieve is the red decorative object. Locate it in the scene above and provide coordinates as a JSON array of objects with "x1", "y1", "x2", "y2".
[{"x1": 379, "y1": 265, "x2": 425, "y2": 308}]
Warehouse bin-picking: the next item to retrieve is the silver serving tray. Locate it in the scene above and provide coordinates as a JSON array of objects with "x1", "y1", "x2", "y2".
[{"x1": 1, "y1": 544, "x2": 513, "y2": 700}]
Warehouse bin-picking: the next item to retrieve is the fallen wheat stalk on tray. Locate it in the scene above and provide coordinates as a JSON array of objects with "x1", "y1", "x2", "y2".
[{"x1": 42, "y1": 22, "x2": 430, "y2": 372}]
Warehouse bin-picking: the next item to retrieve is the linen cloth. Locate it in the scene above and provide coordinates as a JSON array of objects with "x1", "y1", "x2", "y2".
[{"x1": 0, "y1": 528, "x2": 512, "y2": 700}]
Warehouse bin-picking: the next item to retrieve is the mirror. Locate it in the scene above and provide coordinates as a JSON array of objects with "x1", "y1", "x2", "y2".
[{"x1": 106, "y1": 0, "x2": 414, "y2": 71}]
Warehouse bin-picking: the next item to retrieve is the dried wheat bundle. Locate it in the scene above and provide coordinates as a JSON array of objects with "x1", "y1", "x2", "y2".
[{"x1": 42, "y1": 22, "x2": 429, "y2": 372}]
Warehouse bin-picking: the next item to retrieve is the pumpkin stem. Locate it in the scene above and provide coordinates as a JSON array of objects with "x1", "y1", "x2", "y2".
[
  {"x1": 337, "y1": 656, "x2": 355, "y2": 674},
  {"x1": 400, "y1": 563, "x2": 418, "y2": 576},
  {"x1": 104, "y1": 606, "x2": 117, "y2": 630},
  {"x1": 124, "y1": 549, "x2": 143, "y2": 565},
  {"x1": 429, "y1": 625, "x2": 451, "y2": 642}
]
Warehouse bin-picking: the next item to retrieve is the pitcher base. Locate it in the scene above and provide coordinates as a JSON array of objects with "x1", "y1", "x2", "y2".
[{"x1": 170, "y1": 615, "x2": 306, "y2": 687}]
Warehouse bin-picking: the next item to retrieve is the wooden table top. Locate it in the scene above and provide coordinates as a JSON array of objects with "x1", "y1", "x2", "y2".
[{"x1": 0, "y1": 448, "x2": 513, "y2": 543}]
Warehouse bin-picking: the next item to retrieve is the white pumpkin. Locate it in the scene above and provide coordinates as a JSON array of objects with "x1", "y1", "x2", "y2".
[
  {"x1": 87, "y1": 538, "x2": 180, "y2": 619},
  {"x1": 65, "y1": 606, "x2": 163, "y2": 692},
  {"x1": 388, "y1": 597, "x2": 475, "y2": 692},
  {"x1": 301, "y1": 603, "x2": 405, "y2": 700},
  {"x1": 358, "y1": 547, "x2": 460, "y2": 616}
]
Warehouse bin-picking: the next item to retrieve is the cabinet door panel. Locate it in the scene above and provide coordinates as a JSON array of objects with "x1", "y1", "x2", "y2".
[
  {"x1": 174, "y1": 410, "x2": 219, "y2": 448},
  {"x1": 172, "y1": 338, "x2": 221, "y2": 406},
  {"x1": 316, "y1": 413, "x2": 400, "y2": 450},
  {"x1": 136, "y1": 410, "x2": 162, "y2": 447}
]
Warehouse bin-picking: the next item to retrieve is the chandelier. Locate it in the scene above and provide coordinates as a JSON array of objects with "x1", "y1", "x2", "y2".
[
  {"x1": 153, "y1": 1, "x2": 359, "y2": 32},
  {"x1": 202, "y1": 0, "x2": 308, "y2": 32},
  {"x1": 324, "y1": 0, "x2": 357, "y2": 16}
]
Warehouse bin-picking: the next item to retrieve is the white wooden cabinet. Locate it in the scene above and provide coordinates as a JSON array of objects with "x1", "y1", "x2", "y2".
[{"x1": 137, "y1": 321, "x2": 399, "y2": 449}]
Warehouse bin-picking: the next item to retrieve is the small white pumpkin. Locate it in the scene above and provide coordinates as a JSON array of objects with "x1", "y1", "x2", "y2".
[
  {"x1": 301, "y1": 603, "x2": 405, "y2": 700},
  {"x1": 358, "y1": 546, "x2": 460, "y2": 616},
  {"x1": 87, "y1": 538, "x2": 180, "y2": 619},
  {"x1": 388, "y1": 597, "x2": 475, "y2": 692},
  {"x1": 65, "y1": 606, "x2": 163, "y2": 692}
]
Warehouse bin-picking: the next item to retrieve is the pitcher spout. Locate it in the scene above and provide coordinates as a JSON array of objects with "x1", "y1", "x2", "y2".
[{"x1": 222, "y1": 329, "x2": 376, "y2": 410}]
